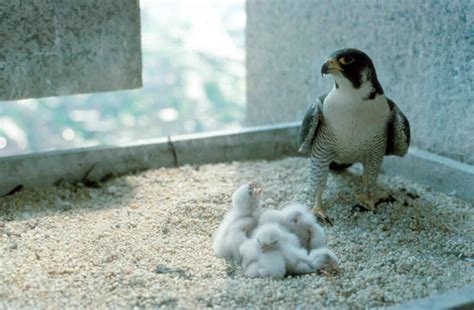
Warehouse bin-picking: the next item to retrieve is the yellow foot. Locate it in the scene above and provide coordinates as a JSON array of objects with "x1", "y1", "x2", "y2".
[
  {"x1": 312, "y1": 207, "x2": 334, "y2": 226},
  {"x1": 355, "y1": 194, "x2": 376, "y2": 212}
]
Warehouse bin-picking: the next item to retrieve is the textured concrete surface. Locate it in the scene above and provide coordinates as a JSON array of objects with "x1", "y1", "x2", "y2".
[
  {"x1": 0, "y1": 0, "x2": 142, "y2": 101},
  {"x1": 246, "y1": 0, "x2": 474, "y2": 164}
]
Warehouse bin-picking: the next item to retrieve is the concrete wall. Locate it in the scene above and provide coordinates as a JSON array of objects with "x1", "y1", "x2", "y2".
[
  {"x1": 0, "y1": 0, "x2": 142, "y2": 101},
  {"x1": 246, "y1": 0, "x2": 473, "y2": 164}
]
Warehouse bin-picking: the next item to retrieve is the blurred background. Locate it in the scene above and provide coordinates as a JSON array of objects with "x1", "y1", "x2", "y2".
[{"x1": 0, "y1": 0, "x2": 245, "y2": 157}]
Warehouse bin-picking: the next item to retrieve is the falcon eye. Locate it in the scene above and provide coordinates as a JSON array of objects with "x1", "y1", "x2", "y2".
[{"x1": 339, "y1": 56, "x2": 355, "y2": 65}]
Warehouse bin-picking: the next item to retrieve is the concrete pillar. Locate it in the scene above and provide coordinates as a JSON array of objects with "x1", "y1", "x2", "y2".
[{"x1": 0, "y1": 0, "x2": 142, "y2": 101}]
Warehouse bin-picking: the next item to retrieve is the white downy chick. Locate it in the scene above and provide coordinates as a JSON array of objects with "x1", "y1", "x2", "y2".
[
  {"x1": 282, "y1": 203, "x2": 326, "y2": 252},
  {"x1": 309, "y1": 247, "x2": 340, "y2": 275},
  {"x1": 269, "y1": 225, "x2": 318, "y2": 275},
  {"x1": 239, "y1": 224, "x2": 286, "y2": 279},
  {"x1": 259, "y1": 203, "x2": 326, "y2": 252},
  {"x1": 213, "y1": 182, "x2": 263, "y2": 261},
  {"x1": 280, "y1": 241, "x2": 316, "y2": 275}
]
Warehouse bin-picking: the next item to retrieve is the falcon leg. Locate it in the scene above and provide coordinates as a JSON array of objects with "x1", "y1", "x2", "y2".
[
  {"x1": 356, "y1": 157, "x2": 383, "y2": 212},
  {"x1": 355, "y1": 174, "x2": 376, "y2": 211},
  {"x1": 313, "y1": 187, "x2": 333, "y2": 224},
  {"x1": 309, "y1": 154, "x2": 333, "y2": 225}
]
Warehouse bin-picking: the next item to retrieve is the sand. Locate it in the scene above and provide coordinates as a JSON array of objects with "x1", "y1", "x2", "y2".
[{"x1": 0, "y1": 157, "x2": 472, "y2": 308}]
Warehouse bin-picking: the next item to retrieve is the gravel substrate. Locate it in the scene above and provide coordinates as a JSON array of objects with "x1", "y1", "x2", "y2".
[{"x1": 0, "y1": 157, "x2": 473, "y2": 308}]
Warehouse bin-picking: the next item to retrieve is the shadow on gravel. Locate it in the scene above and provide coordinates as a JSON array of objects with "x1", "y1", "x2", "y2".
[{"x1": 0, "y1": 175, "x2": 138, "y2": 222}]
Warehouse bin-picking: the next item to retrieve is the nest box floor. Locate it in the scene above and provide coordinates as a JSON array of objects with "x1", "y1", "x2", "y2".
[{"x1": 0, "y1": 157, "x2": 472, "y2": 308}]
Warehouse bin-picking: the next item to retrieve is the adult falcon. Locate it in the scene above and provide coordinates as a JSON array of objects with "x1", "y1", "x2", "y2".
[{"x1": 298, "y1": 48, "x2": 410, "y2": 224}]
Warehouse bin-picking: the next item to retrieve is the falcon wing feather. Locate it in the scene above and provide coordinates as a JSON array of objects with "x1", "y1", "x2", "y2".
[
  {"x1": 386, "y1": 98, "x2": 410, "y2": 156},
  {"x1": 297, "y1": 94, "x2": 326, "y2": 154}
]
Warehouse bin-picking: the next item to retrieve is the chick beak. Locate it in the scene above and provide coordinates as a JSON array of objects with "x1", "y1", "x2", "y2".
[
  {"x1": 321, "y1": 58, "x2": 342, "y2": 77},
  {"x1": 254, "y1": 187, "x2": 263, "y2": 196},
  {"x1": 261, "y1": 244, "x2": 271, "y2": 253}
]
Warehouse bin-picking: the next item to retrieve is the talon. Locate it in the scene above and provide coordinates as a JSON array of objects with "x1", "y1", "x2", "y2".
[
  {"x1": 374, "y1": 194, "x2": 396, "y2": 207},
  {"x1": 355, "y1": 194, "x2": 376, "y2": 212},
  {"x1": 319, "y1": 269, "x2": 333, "y2": 278},
  {"x1": 351, "y1": 203, "x2": 370, "y2": 212},
  {"x1": 312, "y1": 208, "x2": 334, "y2": 226}
]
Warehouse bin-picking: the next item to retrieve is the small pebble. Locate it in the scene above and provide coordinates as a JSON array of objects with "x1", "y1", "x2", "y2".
[{"x1": 9, "y1": 240, "x2": 18, "y2": 250}]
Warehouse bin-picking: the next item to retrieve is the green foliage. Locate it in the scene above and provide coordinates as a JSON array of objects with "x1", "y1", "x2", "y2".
[{"x1": 0, "y1": 1, "x2": 245, "y2": 156}]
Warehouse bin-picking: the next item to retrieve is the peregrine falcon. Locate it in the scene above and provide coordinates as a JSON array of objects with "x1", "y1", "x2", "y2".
[{"x1": 298, "y1": 48, "x2": 410, "y2": 224}]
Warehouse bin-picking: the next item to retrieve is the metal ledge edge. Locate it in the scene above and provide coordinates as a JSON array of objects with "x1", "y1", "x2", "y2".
[
  {"x1": 390, "y1": 285, "x2": 474, "y2": 310},
  {"x1": 1, "y1": 122, "x2": 472, "y2": 203}
]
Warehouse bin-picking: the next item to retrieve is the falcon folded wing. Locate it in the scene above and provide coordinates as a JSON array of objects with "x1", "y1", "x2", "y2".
[
  {"x1": 298, "y1": 95, "x2": 326, "y2": 154},
  {"x1": 386, "y1": 98, "x2": 410, "y2": 156}
]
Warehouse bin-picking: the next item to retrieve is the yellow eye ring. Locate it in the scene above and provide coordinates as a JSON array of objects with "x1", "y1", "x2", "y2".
[{"x1": 339, "y1": 56, "x2": 355, "y2": 65}]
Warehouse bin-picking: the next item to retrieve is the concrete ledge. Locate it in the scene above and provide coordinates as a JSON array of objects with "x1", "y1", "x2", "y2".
[
  {"x1": 1, "y1": 123, "x2": 472, "y2": 204},
  {"x1": 0, "y1": 123, "x2": 299, "y2": 196},
  {"x1": 383, "y1": 147, "x2": 474, "y2": 203},
  {"x1": 391, "y1": 285, "x2": 474, "y2": 310}
]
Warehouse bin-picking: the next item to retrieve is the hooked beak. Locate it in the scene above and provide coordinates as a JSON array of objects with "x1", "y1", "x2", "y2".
[
  {"x1": 321, "y1": 58, "x2": 343, "y2": 77},
  {"x1": 249, "y1": 182, "x2": 263, "y2": 197}
]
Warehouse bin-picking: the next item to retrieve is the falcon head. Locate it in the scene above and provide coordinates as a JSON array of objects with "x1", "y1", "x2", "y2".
[
  {"x1": 321, "y1": 48, "x2": 383, "y2": 97},
  {"x1": 256, "y1": 224, "x2": 282, "y2": 252},
  {"x1": 232, "y1": 182, "x2": 262, "y2": 211}
]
